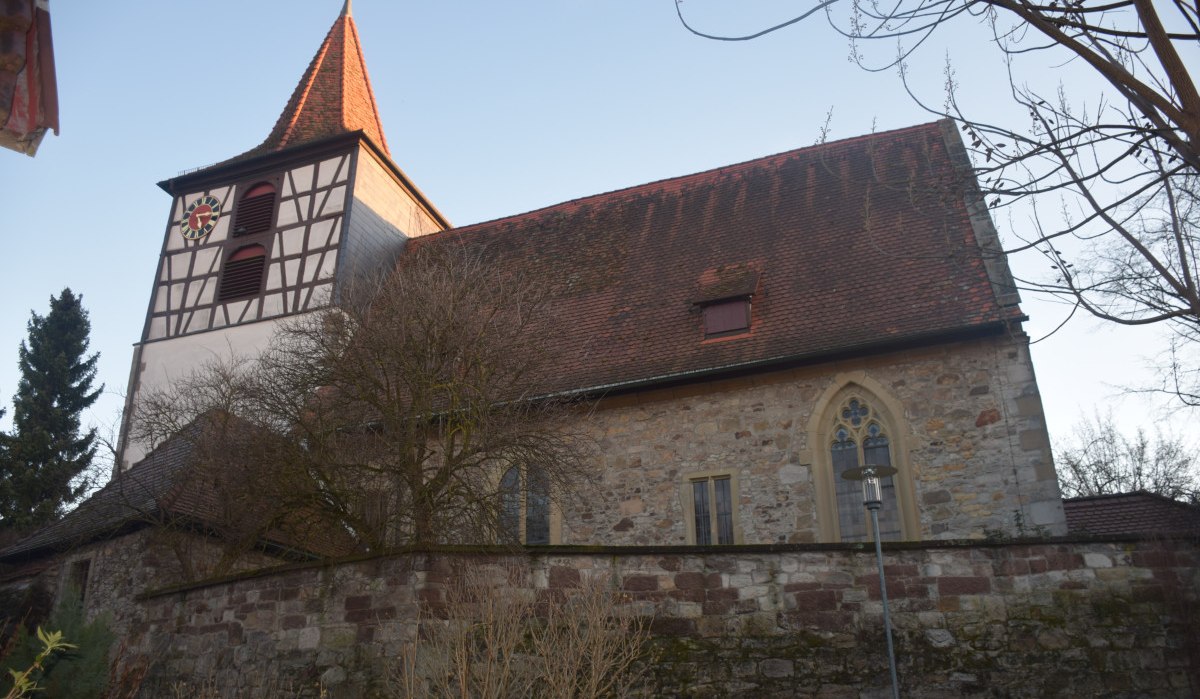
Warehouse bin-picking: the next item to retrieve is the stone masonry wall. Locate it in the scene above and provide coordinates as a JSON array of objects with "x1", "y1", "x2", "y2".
[
  {"x1": 5, "y1": 528, "x2": 288, "y2": 640},
  {"x1": 112, "y1": 537, "x2": 1199, "y2": 698},
  {"x1": 566, "y1": 331, "x2": 1062, "y2": 546}
]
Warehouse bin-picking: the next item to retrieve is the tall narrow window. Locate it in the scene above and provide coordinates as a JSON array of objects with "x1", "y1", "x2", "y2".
[
  {"x1": 500, "y1": 467, "x2": 521, "y2": 542},
  {"x1": 218, "y1": 244, "x2": 267, "y2": 301},
  {"x1": 67, "y1": 559, "x2": 90, "y2": 602},
  {"x1": 690, "y1": 475, "x2": 736, "y2": 545},
  {"x1": 232, "y1": 182, "x2": 276, "y2": 237},
  {"x1": 830, "y1": 397, "x2": 901, "y2": 541},
  {"x1": 499, "y1": 466, "x2": 550, "y2": 545},
  {"x1": 359, "y1": 490, "x2": 392, "y2": 546},
  {"x1": 525, "y1": 468, "x2": 550, "y2": 545}
]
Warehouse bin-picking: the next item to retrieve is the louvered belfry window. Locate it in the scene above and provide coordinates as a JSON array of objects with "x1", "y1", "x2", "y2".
[
  {"x1": 232, "y1": 182, "x2": 276, "y2": 237},
  {"x1": 218, "y1": 244, "x2": 267, "y2": 301}
]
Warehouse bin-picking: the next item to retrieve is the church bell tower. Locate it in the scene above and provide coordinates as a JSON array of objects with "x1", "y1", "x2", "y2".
[{"x1": 116, "y1": 2, "x2": 449, "y2": 469}]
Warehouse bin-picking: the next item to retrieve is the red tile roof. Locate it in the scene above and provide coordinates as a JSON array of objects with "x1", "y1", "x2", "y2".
[
  {"x1": 233, "y1": 2, "x2": 388, "y2": 161},
  {"x1": 410, "y1": 121, "x2": 1019, "y2": 395},
  {"x1": 1063, "y1": 492, "x2": 1200, "y2": 537}
]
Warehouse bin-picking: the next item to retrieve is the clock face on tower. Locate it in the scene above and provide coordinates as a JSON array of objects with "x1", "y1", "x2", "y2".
[{"x1": 180, "y1": 195, "x2": 223, "y2": 240}]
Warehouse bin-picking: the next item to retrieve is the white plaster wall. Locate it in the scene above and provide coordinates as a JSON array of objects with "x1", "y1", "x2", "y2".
[
  {"x1": 120, "y1": 317, "x2": 297, "y2": 468},
  {"x1": 353, "y1": 146, "x2": 444, "y2": 238}
]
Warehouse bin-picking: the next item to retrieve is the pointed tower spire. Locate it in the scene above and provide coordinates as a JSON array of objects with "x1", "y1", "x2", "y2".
[{"x1": 245, "y1": 4, "x2": 389, "y2": 158}]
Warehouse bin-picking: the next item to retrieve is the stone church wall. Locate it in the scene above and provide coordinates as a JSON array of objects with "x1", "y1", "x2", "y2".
[
  {"x1": 566, "y1": 331, "x2": 1062, "y2": 546},
  {"x1": 102, "y1": 537, "x2": 1199, "y2": 698}
]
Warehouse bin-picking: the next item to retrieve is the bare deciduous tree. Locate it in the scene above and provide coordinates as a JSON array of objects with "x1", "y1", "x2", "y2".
[
  {"x1": 131, "y1": 244, "x2": 594, "y2": 559},
  {"x1": 676, "y1": 0, "x2": 1200, "y2": 400},
  {"x1": 1055, "y1": 412, "x2": 1199, "y2": 501}
]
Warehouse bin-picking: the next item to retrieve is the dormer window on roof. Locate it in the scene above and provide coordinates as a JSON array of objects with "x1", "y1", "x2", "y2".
[
  {"x1": 703, "y1": 299, "x2": 751, "y2": 337},
  {"x1": 695, "y1": 263, "x2": 760, "y2": 339}
]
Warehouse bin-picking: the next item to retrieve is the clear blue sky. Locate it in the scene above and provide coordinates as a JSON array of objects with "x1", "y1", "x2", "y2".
[{"x1": 0, "y1": 1, "x2": 1178, "y2": 465}]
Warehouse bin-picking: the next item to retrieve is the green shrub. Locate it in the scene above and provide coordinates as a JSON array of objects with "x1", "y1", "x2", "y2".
[
  {"x1": 3, "y1": 589, "x2": 113, "y2": 699},
  {"x1": 3, "y1": 627, "x2": 74, "y2": 699}
]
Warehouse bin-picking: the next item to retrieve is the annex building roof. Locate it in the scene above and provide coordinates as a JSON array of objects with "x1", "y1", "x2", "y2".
[{"x1": 1064, "y1": 492, "x2": 1200, "y2": 537}]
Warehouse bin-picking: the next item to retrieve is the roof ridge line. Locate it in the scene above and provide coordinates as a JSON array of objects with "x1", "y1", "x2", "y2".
[
  {"x1": 343, "y1": 13, "x2": 389, "y2": 155},
  {"x1": 279, "y1": 34, "x2": 332, "y2": 151},
  {"x1": 433, "y1": 121, "x2": 945, "y2": 238},
  {"x1": 217, "y1": 6, "x2": 390, "y2": 164}
]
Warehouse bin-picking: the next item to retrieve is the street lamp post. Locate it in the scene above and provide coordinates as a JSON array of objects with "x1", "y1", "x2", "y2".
[{"x1": 842, "y1": 464, "x2": 901, "y2": 699}]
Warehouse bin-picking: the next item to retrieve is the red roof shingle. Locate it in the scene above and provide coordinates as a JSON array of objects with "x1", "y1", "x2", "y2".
[
  {"x1": 233, "y1": 2, "x2": 388, "y2": 161},
  {"x1": 411, "y1": 121, "x2": 1018, "y2": 396}
]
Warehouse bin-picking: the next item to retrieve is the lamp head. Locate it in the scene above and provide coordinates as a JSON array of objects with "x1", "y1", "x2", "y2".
[{"x1": 841, "y1": 465, "x2": 897, "y2": 508}]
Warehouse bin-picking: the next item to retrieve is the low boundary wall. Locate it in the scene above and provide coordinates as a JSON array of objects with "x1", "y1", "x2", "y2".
[{"x1": 118, "y1": 537, "x2": 1199, "y2": 697}]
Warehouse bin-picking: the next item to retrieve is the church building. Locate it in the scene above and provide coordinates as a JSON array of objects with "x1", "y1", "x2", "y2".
[{"x1": 14, "y1": 1, "x2": 1065, "y2": 587}]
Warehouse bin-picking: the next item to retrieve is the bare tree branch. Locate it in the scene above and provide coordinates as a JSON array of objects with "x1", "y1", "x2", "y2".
[
  {"x1": 677, "y1": 0, "x2": 1200, "y2": 401},
  {"x1": 131, "y1": 244, "x2": 596, "y2": 559},
  {"x1": 1055, "y1": 411, "x2": 1200, "y2": 500}
]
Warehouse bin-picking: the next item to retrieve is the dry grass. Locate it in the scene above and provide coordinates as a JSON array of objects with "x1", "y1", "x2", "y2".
[
  {"x1": 165, "y1": 675, "x2": 326, "y2": 698},
  {"x1": 391, "y1": 563, "x2": 650, "y2": 698}
]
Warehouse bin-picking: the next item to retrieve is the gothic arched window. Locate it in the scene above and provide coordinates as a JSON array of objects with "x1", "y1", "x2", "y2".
[
  {"x1": 830, "y1": 396, "x2": 902, "y2": 542},
  {"x1": 500, "y1": 466, "x2": 550, "y2": 545}
]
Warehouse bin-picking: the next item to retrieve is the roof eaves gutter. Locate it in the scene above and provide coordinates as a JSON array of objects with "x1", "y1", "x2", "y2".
[
  {"x1": 157, "y1": 131, "x2": 364, "y2": 194},
  {"x1": 0, "y1": 517, "x2": 156, "y2": 565},
  {"x1": 547, "y1": 320, "x2": 1019, "y2": 402}
]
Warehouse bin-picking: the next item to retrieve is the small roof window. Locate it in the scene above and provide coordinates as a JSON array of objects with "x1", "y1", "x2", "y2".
[
  {"x1": 694, "y1": 263, "x2": 760, "y2": 338},
  {"x1": 702, "y1": 298, "x2": 751, "y2": 337}
]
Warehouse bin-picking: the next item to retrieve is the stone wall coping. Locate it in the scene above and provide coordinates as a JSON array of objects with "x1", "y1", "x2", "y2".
[{"x1": 137, "y1": 533, "x2": 1200, "y2": 602}]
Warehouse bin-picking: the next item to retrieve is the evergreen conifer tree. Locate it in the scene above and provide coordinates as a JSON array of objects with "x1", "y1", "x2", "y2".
[{"x1": 0, "y1": 289, "x2": 102, "y2": 530}]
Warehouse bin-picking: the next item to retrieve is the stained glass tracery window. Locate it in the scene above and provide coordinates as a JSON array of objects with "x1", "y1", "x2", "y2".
[{"x1": 831, "y1": 396, "x2": 901, "y2": 541}]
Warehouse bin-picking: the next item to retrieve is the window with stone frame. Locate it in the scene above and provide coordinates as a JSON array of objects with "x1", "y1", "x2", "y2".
[
  {"x1": 500, "y1": 466, "x2": 550, "y2": 545},
  {"x1": 830, "y1": 396, "x2": 902, "y2": 541},
  {"x1": 682, "y1": 472, "x2": 741, "y2": 545}
]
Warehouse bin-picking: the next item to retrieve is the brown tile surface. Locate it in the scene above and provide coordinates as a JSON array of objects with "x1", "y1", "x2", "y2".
[
  {"x1": 1064, "y1": 492, "x2": 1200, "y2": 536},
  {"x1": 413, "y1": 121, "x2": 1016, "y2": 395},
  {"x1": 231, "y1": 4, "x2": 388, "y2": 161}
]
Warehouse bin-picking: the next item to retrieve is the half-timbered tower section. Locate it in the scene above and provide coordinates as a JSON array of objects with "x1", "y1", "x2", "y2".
[{"x1": 116, "y1": 4, "x2": 447, "y2": 468}]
